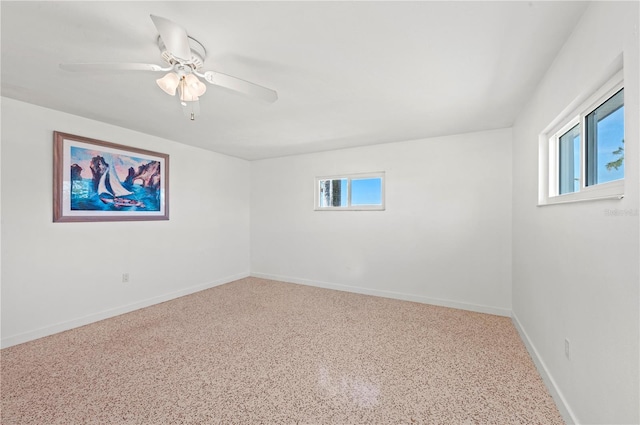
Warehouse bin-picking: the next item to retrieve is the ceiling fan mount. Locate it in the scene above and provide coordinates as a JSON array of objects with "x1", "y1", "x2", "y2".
[{"x1": 157, "y1": 35, "x2": 206, "y2": 72}]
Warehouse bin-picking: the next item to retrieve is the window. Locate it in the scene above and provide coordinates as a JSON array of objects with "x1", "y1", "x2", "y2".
[
  {"x1": 558, "y1": 123, "x2": 580, "y2": 194},
  {"x1": 541, "y1": 70, "x2": 624, "y2": 205},
  {"x1": 318, "y1": 178, "x2": 347, "y2": 208},
  {"x1": 315, "y1": 172, "x2": 385, "y2": 210},
  {"x1": 585, "y1": 88, "x2": 624, "y2": 186}
]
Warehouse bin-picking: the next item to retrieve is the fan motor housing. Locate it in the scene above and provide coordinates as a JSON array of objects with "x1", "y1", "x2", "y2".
[{"x1": 158, "y1": 36, "x2": 206, "y2": 70}]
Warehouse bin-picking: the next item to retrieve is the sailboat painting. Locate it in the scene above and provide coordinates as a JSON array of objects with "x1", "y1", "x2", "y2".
[
  {"x1": 54, "y1": 132, "x2": 169, "y2": 222},
  {"x1": 96, "y1": 163, "x2": 145, "y2": 208}
]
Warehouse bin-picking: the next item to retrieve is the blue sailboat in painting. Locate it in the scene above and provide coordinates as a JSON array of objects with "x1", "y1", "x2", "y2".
[{"x1": 97, "y1": 165, "x2": 145, "y2": 208}]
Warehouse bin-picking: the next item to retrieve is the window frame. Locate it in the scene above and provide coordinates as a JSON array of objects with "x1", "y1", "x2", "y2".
[
  {"x1": 314, "y1": 171, "x2": 386, "y2": 211},
  {"x1": 540, "y1": 70, "x2": 624, "y2": 206}
]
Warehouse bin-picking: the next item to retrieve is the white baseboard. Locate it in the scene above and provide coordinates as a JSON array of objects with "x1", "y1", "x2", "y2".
[
  {"x1": 251, "y1": 272, "x2": 511, "y2": 317},
  {"x1": 511, "y1": 312, "x2": 578, "y2": 425},
  {"x1": 1, "y1": 272, "x2": 250, "y2": 349}
]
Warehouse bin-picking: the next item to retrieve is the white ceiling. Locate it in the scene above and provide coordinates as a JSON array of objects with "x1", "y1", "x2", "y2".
[{"x1": 1, "y1": 1, "x2": 588, "y2": 160}]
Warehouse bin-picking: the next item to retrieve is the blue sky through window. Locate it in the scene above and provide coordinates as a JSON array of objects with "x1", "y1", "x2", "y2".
[
  {"x1": 340, "y1": 179, "x2": 348, "y2": 205},
  {"x1": 351, "y1": 178, "x2": 382, "y2": 205},
  {"x1": 596, "y1": 105, "x2": 624, "y2": 183}
]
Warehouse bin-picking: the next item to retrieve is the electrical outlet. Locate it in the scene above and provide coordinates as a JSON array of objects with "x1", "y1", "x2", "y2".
[
  {"x1": 564, "y1": 338, "x2": 571, "y2": 360},
  {"x1": 122, "y1": 273, "x2": 130, "y2": 283}
]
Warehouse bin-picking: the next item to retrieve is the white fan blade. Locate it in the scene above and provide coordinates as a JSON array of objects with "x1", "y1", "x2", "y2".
[
  {"x1": 199, "y1": 71, "x2": 278, "y2": 103},
  {"x1": 150, "y1": 14, "x2": 191, "y2": 62},
  {"x1": 60, "y1": 63, "x2": 171, "y2": 72}
]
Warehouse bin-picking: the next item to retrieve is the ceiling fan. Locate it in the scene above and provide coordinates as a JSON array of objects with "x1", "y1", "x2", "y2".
[{"x1": 60, "y1": 15, "x2": 278, "y2": 120}]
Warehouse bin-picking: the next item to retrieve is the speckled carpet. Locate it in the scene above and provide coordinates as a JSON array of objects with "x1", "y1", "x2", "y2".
[{"x1": 1, "y1": 277, "x2": 563, "y2": 424}]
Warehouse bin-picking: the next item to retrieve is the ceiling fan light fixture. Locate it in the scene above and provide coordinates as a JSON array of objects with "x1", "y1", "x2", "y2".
[
  {"x1": 179, "y1": 85, "x2": 198, "y2": 102},
  {"x1": 156, "y1": 72, "x2": 180, "y2": 96},
  {"x1": 184, "y1": 74, "x2": 207, "y2": 97},
  {"x1": 179, "y1": 74, "x2": 206, "y2": 102}
]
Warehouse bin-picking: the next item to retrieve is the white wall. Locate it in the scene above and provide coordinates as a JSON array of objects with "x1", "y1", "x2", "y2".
[
  {"x1": 251, "y1": 129, "x2": 513, "y2": 316},
  {"x1": 0, "y1": 98, "x2": 251, "y2": 348},
  {"x1": 512, "y1": 2, "x2": 639, "y2": 424}
]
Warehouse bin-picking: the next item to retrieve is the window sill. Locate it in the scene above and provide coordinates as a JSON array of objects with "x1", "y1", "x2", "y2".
[
  {"x1": 538, "y1": 193, "x2": 624, "y2": 206},
  {"x1": 539, "y1": 180, "x2": 624, "y2": 206}
]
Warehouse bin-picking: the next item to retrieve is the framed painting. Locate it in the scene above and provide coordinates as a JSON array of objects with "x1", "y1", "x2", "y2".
[{"x1": 53, "y1": 132, "x2": 169, "y2": 222}]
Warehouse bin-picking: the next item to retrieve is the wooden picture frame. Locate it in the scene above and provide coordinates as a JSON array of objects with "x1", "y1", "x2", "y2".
[{"x1": 53, "y1": 131, "x2": 169, "y2": 222}]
